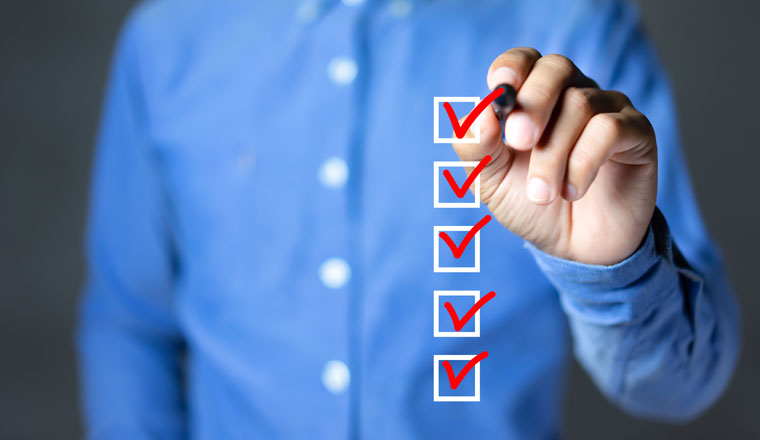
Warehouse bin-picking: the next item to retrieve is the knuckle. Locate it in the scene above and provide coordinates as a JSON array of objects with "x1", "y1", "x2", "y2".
[
  {"x1": 511, "y1": 47, "x2": 542, "y2": 60},
  {"x1": 489, "y1": 47, "x2": 541, "y2": 78},
  {"x1": 541, "y1": 53, "x2": 572, "y2": 65},
  {"x1": 495, "y1": 47, "x2": 541, "y2": 69},
  {"x1": 627, "y1": 111, "x2": 655, "y2": 143},
  {"x1": 609, "y1": 90, "x2": 632, "y2": 107},
  {"x1": 592, "y1": 113, "x2": 623, "y2": 140},
  {"x1": 564, "y1": 87, "x2": 594, "y2": 118},
  {"x1": 521, "y1": 82, "x2": 555, "y2": 106},
  {"x1": 538, "y1": 54, "x2": 576, "y2": 77}
]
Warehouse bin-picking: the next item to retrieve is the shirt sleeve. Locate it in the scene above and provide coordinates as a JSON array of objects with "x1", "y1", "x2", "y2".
[
  {"x1": 76, "y1": 9, "x2": 186, "y2": 439},
  {"x1": 527, "y1": 0, "x2": 741, "y2": 422}
]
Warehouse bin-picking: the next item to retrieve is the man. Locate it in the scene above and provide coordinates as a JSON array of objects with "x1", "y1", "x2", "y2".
[{"x1": 77, "y1": 0, "x2": 740, "y2": 438}]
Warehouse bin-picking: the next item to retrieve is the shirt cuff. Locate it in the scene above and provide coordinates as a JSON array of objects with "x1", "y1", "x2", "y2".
[{"x1": 524, "y1": 209, "x2": 683, "y2": 324}]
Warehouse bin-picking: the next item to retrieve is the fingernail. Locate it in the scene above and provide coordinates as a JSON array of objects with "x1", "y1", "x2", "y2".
[
  {"x1": 488, "y1": 67, "x2": 519, "y2": 90},
  {"x1": 505, "y1": 113, "x2": 537, "y2": 149},
  {"x1": 527, "y1": 177, "x2": 552, "y2": 203},
  {"x1": 563, "y1": 183, "x2": 578, "y2": 200}
]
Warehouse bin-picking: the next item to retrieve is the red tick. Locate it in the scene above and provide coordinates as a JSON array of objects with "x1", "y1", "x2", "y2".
[
  {"x1": 442, "y1": 351, "x2": 489, "y2": 390},
  {"x1": 439, "y1": 215, "x2": 491, "y2": 259},
  {"x1": 444, "y1": 291, "x2": 495, "y2": 331},
  {"x1": 442, "y1": 155, "x2": 491, "y2": 199},
  {"x1": 442, "y1": 88, "x2": 505, "y2": 139}
]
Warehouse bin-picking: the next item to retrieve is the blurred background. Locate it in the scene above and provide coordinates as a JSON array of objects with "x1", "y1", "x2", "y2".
[{"x1": 1, "y1": 0, "x2": 758, "y2": 438}]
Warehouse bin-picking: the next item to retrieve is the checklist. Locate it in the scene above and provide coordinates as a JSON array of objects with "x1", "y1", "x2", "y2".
[
  {"x1": 432, "y1": 92, "x2": 505, "y2": 402},
  {"x1": 433, "y1": 352, "x2": 489, "y2": 402},
  {"x1": 433, "y1": 215, "x2": 490, "y2": 273},
  {"x1": 434, "y1": 290, "x2": 495, "y2": 337},
  {"x1": 433, "y1": 159, "x2": 486, "y2": 208},
  {"x1": 433, "y1": 97, "x2": 482, "y2": 144}
]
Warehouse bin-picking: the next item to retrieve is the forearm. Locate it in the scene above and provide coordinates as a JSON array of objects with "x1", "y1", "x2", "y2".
[{"x1": 528, "y1": 209, "x2": 740, "y2": 421}]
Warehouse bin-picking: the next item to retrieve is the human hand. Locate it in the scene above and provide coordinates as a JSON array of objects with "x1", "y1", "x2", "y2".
[{"x1": 452, "y1": 48, "x2": 657, "y2": 265}]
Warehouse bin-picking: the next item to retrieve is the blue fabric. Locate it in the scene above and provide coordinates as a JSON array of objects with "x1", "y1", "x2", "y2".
[{"x1": 77, "y1": 0, "x2": 740, "y2": 438}]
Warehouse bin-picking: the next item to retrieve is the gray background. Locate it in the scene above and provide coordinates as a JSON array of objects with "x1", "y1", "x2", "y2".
[{"x1": 0, "y1": 0, "x2": 757, "y2": 438}]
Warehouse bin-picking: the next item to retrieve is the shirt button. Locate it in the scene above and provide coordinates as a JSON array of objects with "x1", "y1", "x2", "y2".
[
  {"x1": 389, "y1": 0, "x2": 413, "y2": 17},
  {"x1": 318, "y1": 157, "x2": 349, "y2": 188},
  {"x1": 327, "y1": 56, "x2": 358, "y2": 85},
  {"x1": 341, "y1": 0, "x2": 364, "y2": 6},
  {"x1": 322, "y1": 360, "x2": 351, "y2": 395},
  {"x1": 295, "y1": 1, "x2": 321, "y2": 23},
  {"x1": 319, "y1": 258, "x2": 351, "y2": 289}
]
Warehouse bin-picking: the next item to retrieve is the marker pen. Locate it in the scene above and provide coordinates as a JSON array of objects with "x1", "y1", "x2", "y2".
[{"x1": 491, "y1": 83, "x2": 517, "y2": 134}]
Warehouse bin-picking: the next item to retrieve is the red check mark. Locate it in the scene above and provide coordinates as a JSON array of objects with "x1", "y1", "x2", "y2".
[
  {"x1": 442, "y1": 155, "x2": 491, "y2": 199},
  {"x1": 442, "y1": 351, "x2": 489, "y2": 390},
  {"x1": 439, "y1": 215, "x2": 491, "y2": 259},
  {"x1": 443, "y1": 88, "x2": 505, "y2": 139},
  {"x1": 444, "y1": 291, "x2": 495, "y2": 331}
]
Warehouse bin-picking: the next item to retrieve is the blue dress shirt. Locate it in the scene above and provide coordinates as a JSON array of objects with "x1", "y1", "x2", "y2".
[{"x1": 77, "y1": 0, "x2": 740, "y2": 438}]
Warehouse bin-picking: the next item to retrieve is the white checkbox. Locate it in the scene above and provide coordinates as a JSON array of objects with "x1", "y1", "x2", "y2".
[
  {"x1": 433, "y1": 97, "x2": 481, "y2": 144},
  {"x1": 433, "y1": 354, "x2": 481, "y2": 402},
  {"x1": 433, "y1": 161, "x2": 481, "y2": 208},
  {"x1": 433, "y1": 290, "x2": 481, "y2": 337},
  {"x1": 433, "y1": 225, "x2": 480, "y2": 273}
]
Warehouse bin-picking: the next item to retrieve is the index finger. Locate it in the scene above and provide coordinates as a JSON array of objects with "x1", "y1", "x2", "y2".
[{"x1": 487, "y1": 47, "x2": 542, "y2": 91}]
